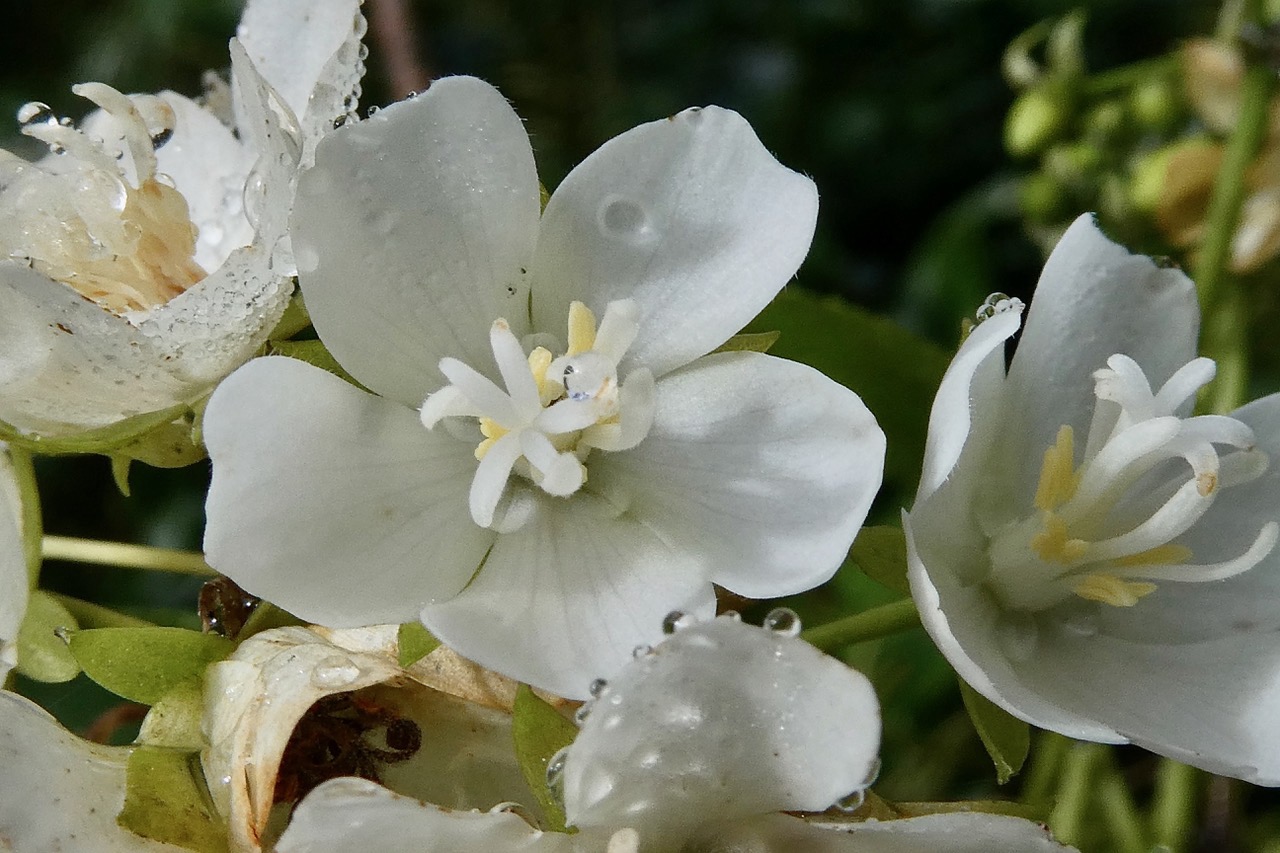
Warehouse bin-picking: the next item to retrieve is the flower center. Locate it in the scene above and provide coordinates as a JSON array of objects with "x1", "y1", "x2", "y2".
[
  {"x1": 986, "y1": 354, "x2": 1277, "y2": 612},
  {"x1": 420, "y1": 299, "x2": 656, "y2": 530},
  {"x1": 3, "y1": 83, "x2": 204, "y2": 314}
]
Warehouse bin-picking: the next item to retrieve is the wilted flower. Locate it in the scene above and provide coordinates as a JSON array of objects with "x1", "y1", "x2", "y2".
[
  {"x1": 907, "y1": 214, "x2": 1280, "y2": 782},
  {"x1": 0, "y1": 0, "x2": 365, "y2": 437},
  {"x1": 202, "y1": 76, "x2": 886, "y2": 697},
  {"x1": 273, "y1": 615, "x2": 1074, "y2": 852}
]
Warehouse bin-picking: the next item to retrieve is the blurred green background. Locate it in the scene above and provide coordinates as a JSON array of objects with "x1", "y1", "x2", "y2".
[{"x1": 6, "y1": 0, "x2": 1265, "y2": 848}]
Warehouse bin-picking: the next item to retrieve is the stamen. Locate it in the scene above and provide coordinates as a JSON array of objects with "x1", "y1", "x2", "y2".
[
  {"x1": 1153, "y1": 357, "x2": 1215, "y2": 413},
  {"x1": 1034, "y1": 425, "x2": 1078, "y2": 511},
  {"x1": 470, "y1": 433, "x2": 524, "y2": 528},
  {"x1": 1113, "y1": 523, "x2": 1279, "y2": 584},
  {"x1": 1083, "y1": 478, "x2": 1214, "y2": 564},
  {"x1": 490, "y1": 320, "x2": 542, "y2": 417},
  {"x1": 71, "y1": 83, "x2": 160, "y2": 181},
  {"x1": 438, "y1": 357, "x2": 520, "y2": 426},
  {"x1": 1058, "y1": 417, "x2": 1181, "y2": 525},
  {"x1": 1073, "y1": 574, "x2": 1157, "y2": 607},
  {"x1": 567, "y1": 301, "x2": 598, "y2": 355},
  {"x1": 593, "y1": 300, "x2": 641, "y2": 363}
]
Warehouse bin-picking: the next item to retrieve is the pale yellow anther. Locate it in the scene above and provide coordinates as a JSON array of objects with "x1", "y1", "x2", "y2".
[
  {"x1": 1197, "y1": 471, "x2": 1218, "y2": 496},
  {"x1": 1030, "y1": 513, "x2": 1090, "y2": 564},
  {"x1": 475, "y1": 417, "x2": 509, "y2": 460},
  {"x1": 566, "y1": 301, "x2": 598, "y2": 356},
  {"x1": 1073, "y1": 573, "x2": 1158, "y2": 607},
  {"x1": 1115, "y1": 543, "x2": 1194, "y2": 567},
  {"x1": 1034, "y1": 425, "x2": 1080, "y2": 512},
  {"x1": 526, "y1": 346, "x2": 560, "y2": 405}
]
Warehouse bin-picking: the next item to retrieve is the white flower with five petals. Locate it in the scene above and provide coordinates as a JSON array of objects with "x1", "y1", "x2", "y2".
[
  {"x1": 201, "y1": 76, "x2": 885, "y2": 697},
  {"x1": 273, "y1": 616, "x2": 1075, "y2": 853},
  {"x1": 0, "y1": 0, "x2": 365, "y2": 436},
  {"x1": 906, "y1": 213, "x2": 1280, "y2": 783}
]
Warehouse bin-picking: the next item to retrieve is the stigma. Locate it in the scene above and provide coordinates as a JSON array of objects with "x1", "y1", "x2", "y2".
[
  {"x1": 3, "y1": 83, "x2": 204, "y2": 314},
  {"x1": 987, "y1": 354, "x2": 1277, "y2": 612},
  {"x1": 420, "y1": 299, "x2": 656, "y2": 530}
]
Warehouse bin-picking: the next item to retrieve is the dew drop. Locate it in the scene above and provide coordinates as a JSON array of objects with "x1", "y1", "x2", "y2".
[
  {"x1": 17, "y1": 101, "x2": 54, "y2": 128},
  {"x1": 1060, "y1": 605, "x2": 1100, "y2": 638},
  {"x1": 661, "y1": 610, "x2": 694, "y2": 635},
  {"x1": 598, "y1": 196, "x2": 653, "y2": 242},
  {"x1": 974, "y1": 292, "x2": 1022, "y2": 324},
  {"x1": 366, "y1": 105, "x2": 380, "y2": 118},
  {"x1": 150, "y1": 127, "x2": 174, "y2": 149},
  {"x1": 632, "y1": 644, "x2": 652, "y2": 659},
  {"x1": 545, "y1": 746, "x2": 569, "y2": 800},
  {"x1": 762, "y1": 607, "x2": 802, "y2": 637},
  {"x1": 310, "y1": 655, "x2": 361, "y2": 688},
  {"x1": 332, "y1": 114, "x2": 348, "y2": 130},
  {"x1": 996, "y1": 612, "x2": 1040, "y2": 662},
  {"x1": 588, "y1": 678, "x2": 608, "y2": 698},
  {"x1": 573, "y1": 702, "x2": 592, "y2": 725},
  {"x1": 719, "y1": 610, "x2": 742, "y2": 622},
  {"x1": 835, "y1": 789, "x2": 866, "y2": 813}
]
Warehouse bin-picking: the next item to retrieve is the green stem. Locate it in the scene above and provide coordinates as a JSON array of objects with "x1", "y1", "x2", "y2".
[
  {"x1": 800, "y1": 598, "x2": 920, "y2": 652},
  {"x1": 1083, "y1": 56, "x2": 1176, "y2": 96},
  {"x1": 1097, "y1": 755, "x2": 1148, "y2": 853},
  {"x1": 1151, "y1": 759, "x2": 1199, "y2": 853},
  {"x1": 1049, "y1": 742, "x2": 1106, "y2": 847},
  {"x1": 1021, "y1": 730, "x2": 1071, "y2": 807},
  {"x1": 7, "y1": 447, "x2": 43, "y2": 584},
  {"x1": 1207, "y1": 281, "x2": 1250, "y2": 413},
  {"x1": 41, "y1": 535, "x2": 217, "y2": 578},
  {"x1": 50, "y1": 593, "x2": 153, "y2": 629}
]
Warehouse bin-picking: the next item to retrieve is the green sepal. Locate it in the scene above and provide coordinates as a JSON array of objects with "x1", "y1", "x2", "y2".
[
  {"x1": 959, "y1": 679, "x2": 1030, "y2": 784},
  {"x1": 0, "y1": 404, "x2": 189, "y2": 456},
  {"x1": 512, "y1": 684, "x2": 577, "y2": 832},
  {"x1": 712, "y1": 330, "x2": 780, "y2": 354},
  {"x1": 268, "y1": 288, "x2": 311, "y2": 342},
  {"x1": 119, "y1": 745, "x2": 229, "y2": 852},
  {"x1": 69, "y1": 627, "x2": 235, "y2": 705},
  {"x1": 269, "y1": 339, "x2": 364, "y2": 388},
  {"x1": 112, "y1": 415, "x2": 206, "y2": 469},
  {"x1": 397, "y1": 621, "x2": 440, "y2": 667},
  {"x1": 15, "y1": 590, "x2": 80, "y2": 683},
  {"x1": 111, "y1": 456, "x2": 133, "y2": 497},
  {"x1": 851, "y1": 790, "x2": 1046, "y2": 823},
  {"x1": 846, "y1": 525, "x2": 910, "y2": 595},
  {"x1": 137, "y1": 678, "x2": 206, "y2": 750},
  {"x1": 236, "y1": 602, "x2": 304, "y2": 642}
]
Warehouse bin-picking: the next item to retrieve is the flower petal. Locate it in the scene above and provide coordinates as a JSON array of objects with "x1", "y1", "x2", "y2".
[
  {"x1": 0, "y1": 691, "x2": 183, "y2": 851},
  {"x1": 563, "y1": 616, "x2": 880, "y2": 847},
  {"x1": 421, "y1": 495, "x2": 715, "y2": 699},
  {"x1": 291, "y1": 77, "x2": 541, "y2": 406},
  {"x1": 235, "y1": 0, "x2": 366, "y2": 152},
  {"x1": 276, "y1": 778, "x2": 574, "y2": 852},
  {"x1": 593, "y1": 351, "x2": 884, "y2": 598},
  {"x1": 0, "y1": 261, "x2": 191, "y2": 433},
  {"x1": 530, "y1": 106, "x2": 817, "y2": 379},
  {"x1": 1002, "y1": 215, "x2": 1198, "y2": 504},
  {"x1": 721, "y1": 812, "x2": 1077, "y2": 852},
  {"x1": 0, "y1": 447, "x2": 25, "y2": 680},
  {"x1": 203, "y1": 356, "x2": 495, "y2": 626}
]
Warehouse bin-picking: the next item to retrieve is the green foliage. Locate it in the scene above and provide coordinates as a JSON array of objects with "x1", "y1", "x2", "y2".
[
  {"x1": 712, "y1": 330, "x2": 780, "y2": 354},
  {"x1": 846, "y1": 525, "x2": 910, "y2": 595},
  {"x1": 68, "y1": 627, "x2": 234, "y2": 705},
  {"x1": 137, "y1": 679, "x2": 206, "y2": 750},
  {"x1": 16, "y1": 591, "x2": 80, "y2": 683},
  {"x1": 747, "y1": 289, "x2": 948, "y2": 500},
  {"x1": 269, "y1": 340, "x2": 364, "y2": 388},
  {"x1": 397, "y1": 621, "x2": 441, "y2": 667},
  {"x1": 512, "y1": 684, "x2": 577, "y2": 832},
  {"x1": 959, "y1": 679, "x2": 1030, "y2": 785},
  {"x1": 119, "y1": 746, "x2": 228, "y2": 853}
]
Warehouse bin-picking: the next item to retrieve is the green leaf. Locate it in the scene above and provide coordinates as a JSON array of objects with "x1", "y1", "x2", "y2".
[
  {"x1": 269, "y1": 339, "x2": 364, "y2": 388},
  {"x1": 846, "y1": 525, "x2": 910, "y2": 595},
  {"x1": 512, "y1": 684, "x2": 577, "y2": 832},
  {"x1": 69, "y1": 627, "x2": 235, "y2": 705},
  {"x1": 397, "y1": 621, "x2": 441, "y2": 667},
  {"x1": 746, "y1": 290, "x2": 948, "y2": 499},
  {"x1": 0, "y1": 404, "x2": 191, "y2": 456},
  {"x1": 137, "y1": 679, "x2": 206, "y2": 749},
  {"x1": 268, "y1": 288, "x2": 310, "y2": 342},
  {"x1": 119, "y1": 746, "x2": 228, "y2": 852},
  {"x1": 959, "y1": 678, "x2": 1030, "y2": 784},
  {"x1": 713, "y1": 330, "x2": 780, "y2": 354},
  {"x1": 16, "y1": 590, "x2": 80, "y2": 683}
]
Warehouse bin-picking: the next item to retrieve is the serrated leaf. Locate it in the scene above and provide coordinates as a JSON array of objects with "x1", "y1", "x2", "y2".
[
  {"x1": 846, "y1": 525, "x2": 910, "y2": 595},
  {"x1": 16, "y1": 590, "x2": 80, "y2": 683},
  {"x1": 513, "y1": 684, "x2": 577, "y2": 832},
  {"x1": 746, "y1": 290, "x2": 948, "y2": 499},
  {"x1": 69, "y1": 627, "x2": 234, "y2": 705},
  {"x1": 397, "y1": 621, "x2": 440, "y2": 667},
  {"x1": 119, "y1": 746, "x2": 228, "y2": 852},
  {"x1": 713, "y1": 330, "x2": 780, "y2": 354},
  {"x1": 959, "y1": 679, "x2": 1030, "y2": 784},
  {"x1": 269, "y1": 339, "x2": 364, "y2": 388}
]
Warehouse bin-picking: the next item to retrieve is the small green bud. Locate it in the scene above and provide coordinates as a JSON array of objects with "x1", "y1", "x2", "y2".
[
  {"x1": 1005, "y1": 87, "x2": 1072, "y2": 157},
  {"x1": 1129, "y1": 78, "x2": 1181, "y2": 131}
]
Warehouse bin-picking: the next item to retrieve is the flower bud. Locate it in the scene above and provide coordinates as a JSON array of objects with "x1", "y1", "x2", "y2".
[{"x1": 1005, "y1": 85, "x2": 1073, "y2": 157}]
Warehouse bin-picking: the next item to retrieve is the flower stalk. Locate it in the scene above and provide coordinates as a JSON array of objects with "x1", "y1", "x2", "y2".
[
  {"x1": 41, "y1": 535, "x2": 216, "y2": 577},
  {"x1": 800, "y1": 597, "x2": 920, "y2": 652},
  {"x1": 1151, "y1": 759, "x2": 1200, "y2": 853}
]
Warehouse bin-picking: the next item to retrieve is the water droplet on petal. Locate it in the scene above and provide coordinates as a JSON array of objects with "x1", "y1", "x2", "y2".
[
  {"x1": 996, "y1": 612, "x2": 1040, "y2": 662},
  {"x1": 762, "y1": 607, "x2": 802, "y2": 637},
  {"x1": 573, "y1": 702, "x2": 592, "y2": 725},
  {"x1": 974, "y1": 292, "x2": 1022, "y2": 324},
  {"x1": 661, "y1": 610, "x2": 694, "y2": 634},
  {"x1": 545, "y1": 746, "x2": 569, "y2": 800},
  {"x1": 632, "y1": 644, "x2": 652, "y2": 659},
  {"x1": 835, "y1": 789, "x2": 866, "y2": 813},
  {"x1": 588, "y1": 678, "x2": 608, "y2": 697},
  {"x1": 1060, "y1": 605, "x2": 1100, "y2": 638},
  {"x1": 598, "y1": 195, "x2": 655, "y2": 243},
  {"x1": 310, "y1": 655, "x2": 361, "y2": 688},
  {"x1": 719, "y1": 610, "x2": 742, "y2": 622},
  {"x1": 17, "y1": 101, "x2": 54, "y2": 128},
  {"x1": 366, "y1": 105, "x2": 380, "y2": 118},
  {"x1": 332, "y1": 114, "x2": 348, "y2": 130}
]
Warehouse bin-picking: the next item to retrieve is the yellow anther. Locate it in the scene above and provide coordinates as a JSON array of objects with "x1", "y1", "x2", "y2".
[
  {"x1": 526, "y1": 346, "x2": 560, "y2": 405},
  {"x1": 1034, "y1": 425, "x2": 1080, "y2": 512},
  {"x1": 1073, "y1": 573, "x2": 1158, "y2": 607},
  {"x1": 1196, "y1": 471, "x2": 1218, "y2": 496},
  {"x1": 567, "y1": 301, "x2": 598, "y2": 356},
  {"x1": 1030, "y1": 513, "x2": 1089, "y2": 564},
  {"x1": 475, "y1": 417, "x2": 509, "y2": 460},
  {"x1": 1115, "y1": 543, "x2": 1193, "y2": 567}
]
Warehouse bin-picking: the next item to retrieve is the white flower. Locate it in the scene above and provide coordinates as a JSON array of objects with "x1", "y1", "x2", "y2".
[
  {"x1": 906, "y1": 213, "x2": 1280, "y2": 783},
  {"x1": 202, "y1": 624, "x2": 551, "y2": 852},
  {"x1": 273, "y1": 615, "x2": 1074, "y2": 852},
  {"x1": 0, "y1": 446, "x2": 26, "y2": 680},
  {"x1": 0, "y1": 690, "x2": 185, "y2": 850},
  {"x1": 201, "y1": 76, "x2": 886, "y2": 697},
  {"x1": 0, "y1": 0, "x2": 365, "y2": 436}
]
